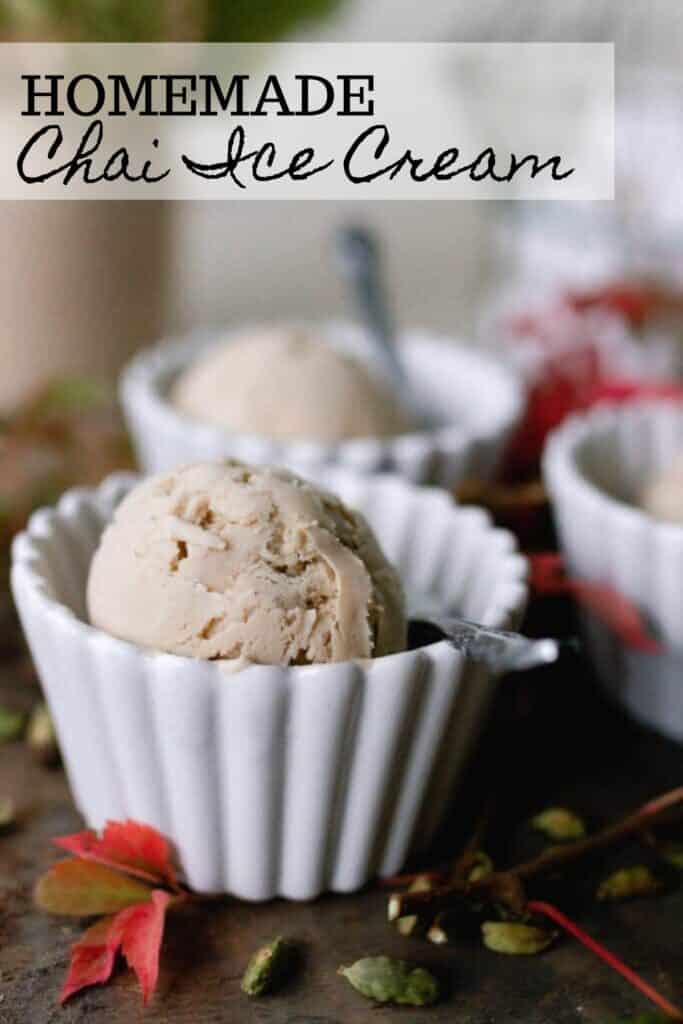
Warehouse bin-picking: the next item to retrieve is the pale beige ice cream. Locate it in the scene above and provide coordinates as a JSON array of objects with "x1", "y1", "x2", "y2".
[
  {"x1": 87, "y1": 461, "x2": 406, "y2": 665},
  {"x1": 641, "y1": 454, "x2": 683, "y2": 524},
  {"x1": 171, "y1": 327, "x2": 413, "y2": 442}
]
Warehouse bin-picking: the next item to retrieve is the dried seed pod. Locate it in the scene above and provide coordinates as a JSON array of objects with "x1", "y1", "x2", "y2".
[
  {"x1": 396, "y1": 874, "x2": 433, "y2": 936},
  {"x1": 428, "y1": 921, "x2": 448, "y2": 942},
  {"x1": 26, "y1": 703, "x2": 59, "y2": 766},
  {"x1": 659, "y1": 841, "x2": 683, "y2": 870},
  {"x1": 0, "y1": 796, "x2": 15, "y2": 832},
  {"x1": 339, "y1": 956, "x2": 439, "y2": 1006},
  {"x1": 467, "y1": 851, "x2": 494, "y2": 883},
  {"x1": 482, "y1": 921, "x2": 556, "y2": 955},
  {"x1": 531, "y1": 807, "x2": 586, "y2": 842},
  {"x1": 597, "y1": 865, "x2": 663, "y2": 902},
  {"x1": 0, "y1": 706, "x2": 26, "y2": 743},
  {"x1": 396, "y1": 915, "x2": 419, "y2": 936},
  {"x1": 241, "y1": 936, "x2": 293, "y2": 997}
]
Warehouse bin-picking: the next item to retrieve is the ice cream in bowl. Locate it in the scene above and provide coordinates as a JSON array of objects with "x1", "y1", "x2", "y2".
[
  {"x1": 543, "y1": 399, "x2": 683, "y2": 743},
  {"x1": 12, "y1": 460, "x2": 527, "y2": 898},
  {"x1": 87, "y1": 461, "x2": 407, "y2": 665},
  {"x1": 121, "y1": 323, "x2": 524, "y2": 487}
]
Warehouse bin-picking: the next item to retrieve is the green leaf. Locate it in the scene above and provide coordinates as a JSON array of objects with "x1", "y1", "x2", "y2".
[
  {"x1": 206, "y1": 0, "x2": 342, "y2": 42},
  {"x1": 38, "y1": 377, "x2": 109, "y2": 416},
  {"x1": 0, "y1": 706, "x2": 26, "y2": 743},
  {"x1": 34, "y1": 860, "x2": 154, "y2": 916}
]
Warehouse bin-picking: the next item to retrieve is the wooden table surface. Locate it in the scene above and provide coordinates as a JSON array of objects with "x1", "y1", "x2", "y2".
[{"x1": 1, "y1": 600, "x2": 682, "y2": 1024}]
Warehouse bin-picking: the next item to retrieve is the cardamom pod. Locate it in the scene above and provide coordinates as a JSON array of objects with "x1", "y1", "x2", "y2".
[
  {"x1": 597, "y1": 865, "x2": 662, "y2": 902},
  {"x1": 482, "y1": 921, "x2": 556, "y2": 955},
  {"x1": 241, "y1": 936, "x2": 292, "y2": 997},
  {"x1": 0, "y1": 706, "x2": 26, "y2": 744},
  {"x1": 467, "y1": 850, "x2": 494, "y2": 882},
  {"x1": 339, "y1": 956, "x2": 439, "y2": 1006},
  {"x1": 427, "y1": 922, "x2": 450, "y2": 945},
  {"x1": 26, "y1": 703, "x2": 59, "y2": 766},
  {"x1": 396, "y1": 874, "x2": 433, "y2": 936},
  {"x1": 531, "y1": 807, "x2": 586, "y2": 841},
  {"x1": 659, "y1": 841, "x2": 683, "y2": 870}
]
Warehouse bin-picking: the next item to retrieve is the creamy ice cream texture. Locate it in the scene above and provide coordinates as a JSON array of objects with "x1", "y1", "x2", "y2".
[
  {"x1": 641, "y1": 454, "x2": 683, "y2": 524},
  {"x1": 172, "y1": 327, "x2": 414, "y2": 442},
  {"x1": 87, "y1": 461, "x2": 406, "y2": 665}
]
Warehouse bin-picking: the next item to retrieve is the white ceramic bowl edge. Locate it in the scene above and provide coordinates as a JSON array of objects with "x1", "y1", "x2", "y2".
[
  {"x1": 543, "y1": 400, "x2": 683, "y2": 742},
  {"x1": 12, "y1": 468, "x2": 527, "y2": 897},
  {"x1": 120, "y1": 325, "x2": 524, "y2": 488}
]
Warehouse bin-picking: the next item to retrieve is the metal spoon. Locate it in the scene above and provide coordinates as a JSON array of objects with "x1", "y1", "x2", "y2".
[
  {"x1": 407, "y1": 614, "x2": 568, "y2": 673},
  {"x1": 334, "y1": 224, "x2": 431, "y2": 426},
  {"x1": 336, "y1": 229, "x2": 564, "y2": 673},
  {"x1": 406, "y1": 590, "x2": 570, "y2": 673}
]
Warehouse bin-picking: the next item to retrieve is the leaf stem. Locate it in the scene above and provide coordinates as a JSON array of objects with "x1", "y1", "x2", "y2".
[
  {"x1": 391, "y1": 785, "x2": 683, "y2": 918},
  {"x1": 514, "y1": 785, "x2": 683, "y2": 883},
  {"x1": 528, "y1": 901, "x2": 683, "y2": 1021}
]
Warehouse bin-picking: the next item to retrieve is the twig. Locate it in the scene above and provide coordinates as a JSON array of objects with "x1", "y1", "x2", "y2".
[
  {"x1": 448, "y1": 799, "x2": 495, "y2": 888},
  {"x1": 390, "y1": 785, "x2": 683, "y2": 920}
]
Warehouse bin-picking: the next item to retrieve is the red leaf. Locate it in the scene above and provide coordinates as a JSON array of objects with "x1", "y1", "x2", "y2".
[
  {"x1": 34, "y1": 859, "x2": 154, "y2": 916},
  {"x1": 586, "y1": 378, "x2": 683, "y2": 405},
  {"x1": 54, "y1": 819, "x2": 179, "y2": 889},
  {"x1": 529, "y1": 553, "x2": 661, "y2": 654},
  {"x1": 568, "y1": 579, "x2": 662, "y2": 654},
  {"x1": 60, "y1": 891, "x2": 171, "y2": 1005},
  {"x1": 117, "y1": 890, "x2": 171, "y2": 1005},
  {"x1": 529, "y1": 552, "x2": 569, "y2": 595},
  {"x1": 60, "y1": 916, "x2": 121, "y2": 1003},
  {"x1": 566, "y1": 282, "x2": 661, "y2": 327}
]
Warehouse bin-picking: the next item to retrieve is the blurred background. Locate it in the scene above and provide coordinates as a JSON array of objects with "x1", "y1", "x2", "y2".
[
  {"x1": 0, "y1": 0, "x2": 682, "y2": 574},
  {"x1": 0, "y1": 0, "x2": 680, "y2": 409}
]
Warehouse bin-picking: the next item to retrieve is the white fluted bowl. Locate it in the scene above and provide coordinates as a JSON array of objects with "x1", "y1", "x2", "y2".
[
  {"x1": 11, "y1": 468, "x2": 527, "y2": 898},
  {"x1": 120, "y1": 324, "x2": 523, "y2": 487},
  {"x1": 544, "y1": 400, "x2": 683, "y2": 742}
]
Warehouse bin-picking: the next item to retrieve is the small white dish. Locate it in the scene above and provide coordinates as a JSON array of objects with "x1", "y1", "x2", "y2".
[
  {"x1": 12, "y1": 467, "x2": 527, "y2": 898},
  {"x1": 120, "y1": 323, "x2": 524, "y2": 488},
  {"x1": 544, "y1": 400, "x2": 683, "y2": 743}
]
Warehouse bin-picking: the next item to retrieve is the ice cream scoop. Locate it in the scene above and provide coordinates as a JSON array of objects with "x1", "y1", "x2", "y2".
[
  {"x1": 641, "y1": 454, "x2": 683, "y2": 523},
  {"x1": 87, "y1": 460, "x2": 406, "y2": 665},
  {"x1": 171, "y1": 327, "x2": 414, "y2": 442}
]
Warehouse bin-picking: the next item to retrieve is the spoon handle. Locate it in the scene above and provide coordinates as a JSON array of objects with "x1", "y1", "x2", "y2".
[
  {"x1": 415, "y1": 615, "x2": 569, "y2": 673},
  {"x1": 334, "y1": 225, "x2": 411, "y2": 397}
]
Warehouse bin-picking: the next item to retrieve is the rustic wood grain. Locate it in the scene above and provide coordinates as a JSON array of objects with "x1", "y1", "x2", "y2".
[{"x1": 0, "y1": 606, "x2": 681, "y2": 1024}]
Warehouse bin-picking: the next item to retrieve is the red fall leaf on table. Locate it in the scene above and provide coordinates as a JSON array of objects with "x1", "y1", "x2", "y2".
[
  {"x1": 35, "y1": 819, "x2": 181, "y2": 1007},
  {"x1": 60, "y1": 916, "x2": 121, "y2": 1005},
  {"x1": 54, "y1": 819, "x2": 179, "y2": 890},
  {"x1": 117, "y1": 891, "x2": 171, "y2": 1005},
  {"x1": 60, "y1": 891, "x2": 171, "y2": 1005},
  {"x1": 529, "y1": 552, "x2": 662, "y2": 654}
]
